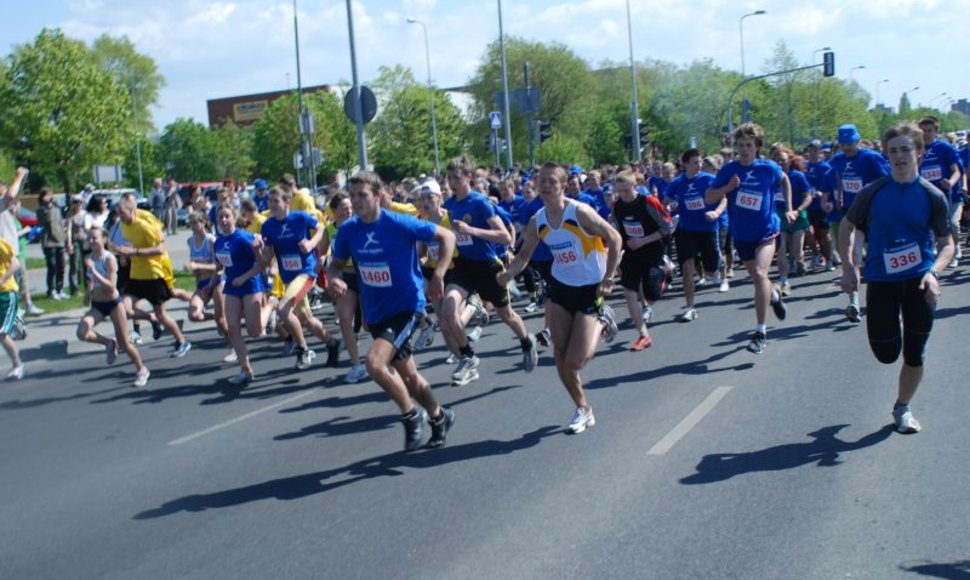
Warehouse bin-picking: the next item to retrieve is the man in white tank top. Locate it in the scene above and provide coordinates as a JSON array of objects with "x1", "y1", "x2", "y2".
[{"x1": 498, "y1": 163, "x2": 621, "y2": 434}]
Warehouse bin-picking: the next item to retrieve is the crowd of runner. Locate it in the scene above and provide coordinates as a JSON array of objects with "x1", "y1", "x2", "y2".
[{"x1": 0, "y1": 116, "x2": 964, "y2": 448}]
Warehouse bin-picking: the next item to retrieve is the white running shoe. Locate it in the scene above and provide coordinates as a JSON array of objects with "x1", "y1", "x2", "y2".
[
  {"x1": 222, "y1": 350, "x2": 239, "y2": 364},
  {"x1": 451, "y1": 355, "x2": 480, "y2": 386},
  {"x1": 130, "y1": 331, "x2": 143, "y2": 345},
  {"x1": 567, "y1": 406, "x2": 596, "y2": 434},
  {"x1": 524, "y1": 301, "x2": 539, "y2": 314},
  {"x1": 719, "y1": 278, "x2": 730, "y2": 293},
  {"x1": 677, "y1": 307, "x2": 698, "y2": 322},
  {"x1": 133, "y1": 368, "x2": 150, "y2": 388},
  {"x1": 466, "y1": 326, "x2": 483, "y2": 343},
  {"x1": 642, "y1": 306, "x2": 654, "y2": 324},
  {"x1": 345, "y1": 363, "x2": 369, "y2": 384}
]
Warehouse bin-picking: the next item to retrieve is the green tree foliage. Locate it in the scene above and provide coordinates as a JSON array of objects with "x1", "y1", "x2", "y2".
[
  {"x1": 211, "y1": 121, "x2": 254, "y2": 181},
  {"x1": 89, "y1": 34, "x2": 165, "y2": 135},
  {"x1": 369, "y1": 65, "x2": 465, "y2": 179},
  {"x1": 155, "y1": 118, "x2": 219, "y2": 182},
  {"x1": 467, "y1": 37, "x2": 596, "y2": 166},
  {"x1": 121, "y1": 136, "x2": 164, "y2": 191},
  {"x1": 0, "y1": 29, "x2": 134, "y2": 192}
]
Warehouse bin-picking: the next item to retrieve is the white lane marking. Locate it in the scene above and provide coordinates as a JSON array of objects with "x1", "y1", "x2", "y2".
[
  {"x1": 647, "y1": 386, "x2": 733, "y2": 456},
  {"x1": 168, "y1": 390, "x2": 316, "y2": 446}
]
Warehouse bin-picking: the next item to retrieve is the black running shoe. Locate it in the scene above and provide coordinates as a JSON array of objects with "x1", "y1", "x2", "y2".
[
  {"x1": 152, "y1": 320, "x2": 164, "y2": 341},
  {"x1": 325, "y1": 337, "x2": 343, "y2": 368},
  {"x1": 402, "y1": 409, "x2": 427, "y2": 451},
  {"x1": 747, "y1": 331, "x2": 766, "y2": 354},
  {"x1": 770, "y1": 285, "x2": 787, "y2": 320},
  {"x1": 426, "y1": 407, "x2": 455, "y2": 449}
]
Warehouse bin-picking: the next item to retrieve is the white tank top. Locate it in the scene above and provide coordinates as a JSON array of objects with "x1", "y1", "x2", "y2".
[
  {"x1": 535, "y1": 199, "x2": 606, "y2": 286},
  {"x1": 189, "y1": 233, "x2": 215, "y2": 263}
]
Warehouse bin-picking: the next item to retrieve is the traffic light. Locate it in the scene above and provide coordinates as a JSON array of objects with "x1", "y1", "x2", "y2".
[
  {"x1": 537, "y1": 120, "x2": 552, "y2": 143},
  {"x1": 823, "y1": 51, "x2": 835, "y2": 77},
  {"x1": 637, "y1": 120, "x2": 648, "y2": 142}
]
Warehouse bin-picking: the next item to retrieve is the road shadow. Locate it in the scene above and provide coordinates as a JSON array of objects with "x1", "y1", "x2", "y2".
[
  {"x1": 584, "y1": 349, "x2": 754, "y2": 390},
  {"x1": 0, "y1": 384, "x2": 130, "y2": 410},
  {"x1": 134, "y1": 425, "x2": 559, "y2": 519},
  {"x1": 899, "y1": 559, "x2": 970, "y2": 578},
  {"x1": 679, "y1": 424, "x2": 894, "y2": 485}
]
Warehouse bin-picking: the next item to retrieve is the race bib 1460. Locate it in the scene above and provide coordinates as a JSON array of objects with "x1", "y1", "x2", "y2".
[{"x1": 359, "y1": 264, "x2": 393, "y2": 287}]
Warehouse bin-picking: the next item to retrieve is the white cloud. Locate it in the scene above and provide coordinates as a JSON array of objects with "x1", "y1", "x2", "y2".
[{"x1": 186, "y1": 2, "x2": 237, "y2": 26}]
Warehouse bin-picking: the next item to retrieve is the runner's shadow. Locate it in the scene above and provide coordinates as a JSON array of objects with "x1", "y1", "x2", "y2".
[
  {"x1": 679, "y1": 424, "x2": 893, "y2": 485},
  {"x1": 934, "y1": 304, "x2": 970, "y2": 320},
  {"x1": 898, "y1": 559, "x2": 970, "y2": 578},
  {"x1": 584, "y1": 349, "x2": 753, "y2": 390},
  {"x1": 274, "y1": 414, "x2": 397, "y2": 440},
  {"x1": 133, "y1": 425, "x2": 559, "y2": 519},
  {"x1": 0, "y1": 384, "x2": 129, "y2": 410}
]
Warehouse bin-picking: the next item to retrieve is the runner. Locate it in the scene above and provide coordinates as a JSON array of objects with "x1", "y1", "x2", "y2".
[
  {"x1": 260, "y1": 186, "x2": 341, "y2": 370},
  {"x1": 329, "y1": 171, "x2": 457, "y2": 450},
  {"x1": 824, "y1": 124, "x2": 890, "y2": 322},
  {"x1": 184, "y1": 211, "x2": 232, "y2": 363},
  {"x1": 115, "y1": 195, "x2": 191, "y2": 357},
  {"x1": 613, "y1": 170, "x2": 673, "y2": 348},
  {"x1": 665, "y1": 149, "x2": 727, "y2": 323},
  {"x1": 214, "y1": 204, "x2": 268, "y2": 385},
  {"x1": 498, "y1": 162, "x2": 621, "y2": 433},
  {"x1": 770, "y1": 144, "x2": 813, "y2": 295},
  {"x1": 707, "y1": 123, "x2": 793, "y2": 354},
  {"x1": 75, "y1": 226, "x2": 150, "y2": 387},
  {"x1": 839, "y1": 122, "x2": 953, "y2": 434},
  {"x1": 916, "y1": 116, "x2": 964, "y2": 267},
  {"x1": 440, "y1": 156, "x2": 537, "y2": 386},
  {"x1": 0, "y1": 237, "x2": 25, "y2": 380},
  {"x1": 804, "y1": 140, "x2": 835, "y2": 271}
]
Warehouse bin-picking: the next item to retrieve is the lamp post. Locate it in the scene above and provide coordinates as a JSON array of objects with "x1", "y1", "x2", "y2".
[
  {"x1": 626, "y1": 0, "x2": 640, "y2": 162},
  {"x1": 875, "y1": 79, "x2": 890, "y2": 108},
  {"x1": 903, "y1": 86, "x2": 919, "y2": 110},
  {"x1": 128, "y1": 74, "x2": 144, "y2": 196},
  {"x1": 931, "y1": 92, "x2": 950, "y2": 109},
  {"x1": 293, "y1": 0, "x2": 316, "y2": 187},
  {"x1": 811, "y1": 46, "x2": 831, "y2": 138},
  {"x1": 738, "y1": 9, "x2": 766, "y2": 122},
  {"x1": 849, "y1": 65, "x2": 865, "y2": 82},
  {"x1": 497, "y1": 0, "x2": 513, "y2": 170},
  {"x1": 407, "y1": 18, "x2": 441, "y2": 176},
  {"x1": 345, "y1": 0, "x2": 368, "y2": 169}
]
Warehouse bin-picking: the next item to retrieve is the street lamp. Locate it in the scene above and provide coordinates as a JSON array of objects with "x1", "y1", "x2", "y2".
[
  {"x1": 625, "y1": 0, "x2": 641, "y2": 162},
  {"x1": 497, "y1": 0, "x2": 513, "y2": 170},
  {"x1": 875, "y1": 78, "x2": 890, "y2": 108},
  {"x1": 407, "y1": 18, "x2": 441, "y2": 176},
  {"x1": 904, "y1": 86, "x2": 919, "y2": 109},
  {"x1": 849, "y1": 65, "x2": 865, "y2": 82},
  {"x1": 931, "y1": 92, "x2": 950, "y2": 109},
  {"x1": 811, "y1": 46, "x2": 831, "y2": 138},
  {"x1": 738, "y1": 9, "x2": 766, "y2": 122}
]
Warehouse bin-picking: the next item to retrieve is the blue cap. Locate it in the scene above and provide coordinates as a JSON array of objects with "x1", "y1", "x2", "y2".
[
  {"x1": 254, "y1": 178, "x2": 268, "y2": 190},
  {"x1": 569, "y1": 164, "x2": 583, "y2": 175},
  {"x1": 838, "y1": 124, "x2": 861, "y2": 145}
]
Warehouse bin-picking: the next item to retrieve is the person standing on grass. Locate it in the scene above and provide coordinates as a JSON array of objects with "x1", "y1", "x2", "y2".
[{"x1": 0, "y1": 237, "x2": 25, "y2": 380}]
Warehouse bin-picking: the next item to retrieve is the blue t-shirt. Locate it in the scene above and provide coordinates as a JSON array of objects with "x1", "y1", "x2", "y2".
[
  {"x1": 805, "y1": 161, "x2": 832, "y2": 212},
  {"x1": 583, "y1": 187, "x2": 612, "y2": 221},
  {"x1": 252, "y1": 192, "x2": 270, "y2": 212},
  {"x1": 648, "y1": 176, "x2": 665, "y2": 197},
  {"x1": 493, "y1": 205, "x2": 513, "y2": 260},
  {"x1": 920, "y1": 139, "x2": 964, "y2": 204},
  {"x1": 442, "y1": 192, "x2": 499, "y2": 262},
  {"x1": 214, "y1": 229, "x2": 265, "y2": 296},
  {"x1": 668, "y1": 172, "x2": 719, "y2": 232},
  {"x1": 776, "y1": 169, "x2": 811, "y2": 212},
  {"x1": 261, "y1": 211, "x2": 319, "y2": 283},
  {"x1": 846, "y1": 179, "x2": 948, "y2": 282},
  {"x1": 497, "y1": 195, "x2": 527, "y2": 229},
  {"x1": 520, "y1": 196, "x2": 552, "y2": 262},
  {"x1": 332, "y1": 210, "x2": 436, "y2": 325},
  {"x1": 828, "y1": 148, "x2": 890, "y2": 212},
  {"x1": 711, "y1": 159, "x2": 783, "y2": 242}
]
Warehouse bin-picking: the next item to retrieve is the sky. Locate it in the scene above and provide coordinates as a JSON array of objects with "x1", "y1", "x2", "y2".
[{"x1": 3, "y1": 0, "x2": 967, "y2": 132}]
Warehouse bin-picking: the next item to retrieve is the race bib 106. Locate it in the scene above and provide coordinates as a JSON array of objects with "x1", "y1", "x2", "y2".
[
  {"x1": 359, "y1": 264, "x2": 393, "y2": 287},
  {"x1": 883, "y1": 242, "x2": 921, "y2": 275},
  {"x1": 736, "y1": 189, "x2": 763, "y2": 211},
  {"x1": 281, "y1": 254, "x2": 302, "y2": 271}
]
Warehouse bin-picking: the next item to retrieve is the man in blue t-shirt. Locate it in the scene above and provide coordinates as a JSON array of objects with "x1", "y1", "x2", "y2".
[
  {"x1": 261, "y1": 186, "x2": 340, "y2": 370},
  {"x1": 707, "y1": 123, "x2": 793, "y2": 354},
  {"x1": 822, "y1": 124, "x2": 890, "y2": 322},
  {"x1": 329, "y1": 171, "x2": 457, "y2": 451},
  {"x1": 917, "y1": 116, "x2": 964, "y2": 267},
  {"x1": 441, "y1": 156, "x2": 537, "y2": 387},
  {"x1": 839, "y1": 122, "x2": 953, "y2": 435},
  {"x1": 664, "y1": 148, "x2": 728, "y2": 321},
  {"x1": 251, "y1": 178, "x2": 270, "y2": 212},
  {"x1": 804, "y1": 140, "x2": 835, "y2": 270}
]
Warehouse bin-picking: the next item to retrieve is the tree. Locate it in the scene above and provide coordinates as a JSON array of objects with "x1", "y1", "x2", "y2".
[
  {"x1": 211, "y1": 121, "x2": 255, "y2": 181},
  {"x1": 369, "y1": 65, "x2": 466, "y2": 179},
  {"x1": 89, "y1": 34, "x2": 165, "y2": 135},
  {"x1": 121, "y1": 136, "x2": 164, "y2": 190},
  {"x1": 309, "y1": 90, "x2": 360, "y2": 180},
  {"x1": 0, "y1": 29, "x2": 134, "y2": 192},
  {"x1": 155, "y1": 118, "x2": 219, "y2": 182}
]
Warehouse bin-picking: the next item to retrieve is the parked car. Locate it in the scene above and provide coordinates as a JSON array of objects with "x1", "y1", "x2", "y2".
[
  {"x1": 92, "y1": 188, "x2": 150, "y2": 212},
  {"x1": 16, "y1": 206, "x2": 37, "y2": 228}
]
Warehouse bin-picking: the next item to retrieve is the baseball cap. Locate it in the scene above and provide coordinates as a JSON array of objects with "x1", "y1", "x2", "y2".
[
  {"x1": 253, "y1": 178, "x2": 268, "y2": 190},
  {"x1": 72, "y1": 194, "x2": 85, "y2": 203},
  {"x1": 838, "y1": 124, "x2": 861, "y2": 145},
  {"x1": 413, "y1": 179, "x2": 442, "y2": 197},
  {"x1": 569, "y1": 164, "x2": 584, "y2": 175},
  {"x1": 806, "y1": 139, "x2": 822, "y2": 150},
  {"x1": 83, "y1": 183, "x2": 95, "y2": 192}
]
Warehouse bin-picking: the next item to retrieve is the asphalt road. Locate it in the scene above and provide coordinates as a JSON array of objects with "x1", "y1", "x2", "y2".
[{"x1": 2, "y1": 261, "x2": 969, "y2": 580}]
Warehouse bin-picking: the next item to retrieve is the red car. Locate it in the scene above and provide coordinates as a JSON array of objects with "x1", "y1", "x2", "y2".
[{"x1": 16, "y1": 207, "x2": 37, "y2": 227}]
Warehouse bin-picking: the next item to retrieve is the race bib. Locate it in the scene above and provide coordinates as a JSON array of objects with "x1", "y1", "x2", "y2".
[
  {"x1": 736, "y1": 189, "x2": 763, "y2": 211},
  {"x1": 552, "y1": 247, "x2": 578, "y2": 266},
  {"x1": 842, "y1": 177, "x2": 863, "y2": 193},
  {"x1": 359, "y1": 264, "x2": 393, "y2": 287},
  {"x1": 920, "y1": 166, "x2": 943, "y2": 182},
  {"x1": 455, "y1": 232, "x2": 473, "y2": 247},
  {"x1": 883, "y1": 242, "x2": 921, "y2": 274},
  {"x1": 426, "y1": 241, "x2": 440, "y2": 262},
  {"x1": 684, "y1": 197, "x2": 705, "y2": 211},
  {"x1": 622, "y1": 221, "x2": 645, "y2": 238},
  {"x1": 215, "y1": 251, "x2": 233, "y2": 268},
  {"x1": 281, "y1": 254, "x2": 302, "y2": 271}
]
